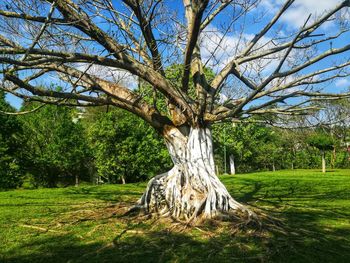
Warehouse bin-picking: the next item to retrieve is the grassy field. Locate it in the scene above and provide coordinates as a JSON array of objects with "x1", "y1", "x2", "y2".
[{"x1": 1, "y1": 169, "x2": 350, "y2": 263}]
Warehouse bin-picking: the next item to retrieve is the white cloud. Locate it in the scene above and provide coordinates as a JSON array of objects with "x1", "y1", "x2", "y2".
[
  {"x1": 199, "y1": 25, "x2": 290, "y2": 83},
  {"x1": 200, "y1": 28, "x2": 244, "y2": 71},
  {"x1": 200, "y1": 26, "x2": 275, "y2": 74},
  {"x1": 335, "y1": 78, "x2": 350, "y2": 87},
  {"x1": 260, "y1": 0, "x2": 285, "y2": 13},
  {"x1": 263, "y1": 0, "x2": 342, "y2": 29}
]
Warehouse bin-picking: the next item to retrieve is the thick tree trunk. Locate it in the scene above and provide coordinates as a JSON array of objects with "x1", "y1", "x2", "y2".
[{"x1": 136, "y1": 127, "x2": 252, "y2": 222}]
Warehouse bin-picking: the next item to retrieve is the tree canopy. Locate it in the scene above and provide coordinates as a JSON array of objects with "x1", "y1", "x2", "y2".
[
  {"x1": 0, "y1": 0, "x2": 349, "y2": 130},
  {"x1": 20, "y1": 103, "x2": 90, "y2": 187},
  {"x1": 307, "y1": 133, "x2": 335, "y2": 152}
]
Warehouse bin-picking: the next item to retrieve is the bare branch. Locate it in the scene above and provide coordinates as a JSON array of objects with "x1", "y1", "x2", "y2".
[
  {"x1": 201, "y1": 0, "x2": 233, "y2": 30},
  {"x1": 211, "y1": 0, "x2": 350, "y2": 92},
  {"x1": 0, "y1": 10, "x2": 67, "y2": 24},
  {"x1": 0, "y1": 104, "x2": 45, "y2": 115},
  {"x1": 241, "y1": 0, "x2": 295, "y2": 56},
  {"x1": 123, "y1": 0, "x2": 164, "y2": 74}
]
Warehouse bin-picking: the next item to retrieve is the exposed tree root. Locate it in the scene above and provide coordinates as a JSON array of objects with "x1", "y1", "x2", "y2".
[
  {"x1": 19, "y1": 224, "x2": 68, "y2": 234},
  {"x1": 125, "y1": 199, "x2": 287, "y2": 237},
  {"x1": 127, "y1": 163, "x2": 263, "y2": 226}
]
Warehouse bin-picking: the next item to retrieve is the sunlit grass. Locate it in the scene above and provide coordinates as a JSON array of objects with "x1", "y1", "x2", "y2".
[{"x1": 1, "y1": 169, "x2": 350, "y2": 262}]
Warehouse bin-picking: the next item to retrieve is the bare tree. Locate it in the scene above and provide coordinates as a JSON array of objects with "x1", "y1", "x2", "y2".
[{"x1": 1, "y1": 0, "x2": 350, "y2": 223}]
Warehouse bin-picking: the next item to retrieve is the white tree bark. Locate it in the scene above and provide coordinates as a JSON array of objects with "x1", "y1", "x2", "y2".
[
  {"x1": 136, "y1": 127, "x2": 252, "y2": 222},
  {"x1": 229, "y1": 155, "x2": 236, "y2": 175}
]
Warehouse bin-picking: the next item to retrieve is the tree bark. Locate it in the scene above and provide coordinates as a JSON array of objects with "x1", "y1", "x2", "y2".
[{"x1": 136, "y1": 126, "x2": 252, "y2": 222}]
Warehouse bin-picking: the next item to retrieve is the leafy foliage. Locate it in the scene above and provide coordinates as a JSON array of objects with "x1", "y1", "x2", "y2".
[
  {"x1": 20, "y1": 103, "x2": 91, "y2": 187},
  {"x1": 85, "y1": 107, "x2": 172, "y2": 183},
  {"x1": 0, "y1": 91, "x2": 24, "y2": 189},
  {"x1": 1, "y1": 87, "x2": 349, "y2": 188},
  {"x1": 213, "y1": 123, "x2": 284, "y2": 172},
  {"x1": 307, "y1": 133, "x2": 335, "y2": 151},
  {"x1": 213, "y1": 121, "x2": 349, "y2": 173}
]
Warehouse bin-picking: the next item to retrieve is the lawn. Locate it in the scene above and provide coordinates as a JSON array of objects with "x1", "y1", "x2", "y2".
[{"x1": 1, "y1": 169, "x2": 350, "y2": 263}]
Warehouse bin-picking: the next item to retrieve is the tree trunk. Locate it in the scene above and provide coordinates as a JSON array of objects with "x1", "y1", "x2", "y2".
[
  {"x1": 75, "y1": 174, "x2": 79, "y2": 187},
  {"x1": 229, "y1": 155, "x2": 236, "y2": 175},
  {"x1": 331, "y1": 148, "x2": 336, "y2": 169},
  {"x1": 136, "y1": 127, "x2": 252, "y2": 222},
  {"x1": 121, "y1": 175, "x2": 126, "y2": 184},
  {"x1": 322, "y1": 151, "x2": 326, "y2": 174}
]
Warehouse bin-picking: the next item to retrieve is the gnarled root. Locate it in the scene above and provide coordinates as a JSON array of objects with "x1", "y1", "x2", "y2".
[{"x1": 132, "y1": 166, "x2": 257, "y2": 225}]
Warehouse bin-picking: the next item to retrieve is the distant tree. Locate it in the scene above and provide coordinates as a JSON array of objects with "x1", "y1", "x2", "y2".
[
  {"x1": 20, "y1": 104, "x2": 90, "y2": 187},
  {"x1": 0, "y1": 91, "x2": 23, "y2": 189},
  {"x1": 307, "y1": 133, "x2": 335, "y2": 173},
  {"x1": 277, "y1": 129, "x2": 301, "y2": 170},
  {"x1": 213, "y1": 122, "x2": 281, "y2": 173},
  {"x1": 256, "y1": 131, "x2": 283, "y2": 172},
  {"x1": 314, "y1": 99, "x2": 350, "y2": 168}
]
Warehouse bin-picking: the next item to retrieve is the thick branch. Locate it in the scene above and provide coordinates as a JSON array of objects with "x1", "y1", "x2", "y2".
[
  {"x1": 3, "y1": 67, "x2": 172, "y2": 130},
  {"x1": 0, "y1": 45, "x2": 193, "y2": 120},
  {"x1": 182, "y1": 0, "x2": 209, "y2": 92}
]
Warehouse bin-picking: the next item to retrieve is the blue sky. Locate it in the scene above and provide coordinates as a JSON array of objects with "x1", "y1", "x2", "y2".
[{"x1": 6, "y1": 94, "x2": 22, "y2": 109}]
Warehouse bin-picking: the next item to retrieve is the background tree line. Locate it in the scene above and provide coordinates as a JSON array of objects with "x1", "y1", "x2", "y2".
[{"x1": 1, "y1": 90, "x2": 349, "y2": 189}]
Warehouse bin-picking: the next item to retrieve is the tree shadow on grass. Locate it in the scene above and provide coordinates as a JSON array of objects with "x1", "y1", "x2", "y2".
[
  {"x1": 3, "y1": 218, "x2": 350, "y2": 263},
  {"x1": 3, "y1": 178, "x2": 350, "y2": 263},
  {"x1": 0, "y1": 225, "x2": 291, "y2": 263},
  {"x1": 227, "y1": 177, "x2": 350, "y2": 262},
  {"x1": 64, "y1": 186, "x2": 143, "y2": 203},
  {"x1": 234, "y1": 177, "x2": 350, "y2": 206}
]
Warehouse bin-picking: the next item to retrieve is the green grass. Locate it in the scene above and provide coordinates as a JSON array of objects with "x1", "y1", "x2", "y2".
[{"x1": 1, "y1": 169, "x2": 350, "y2": 263}]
